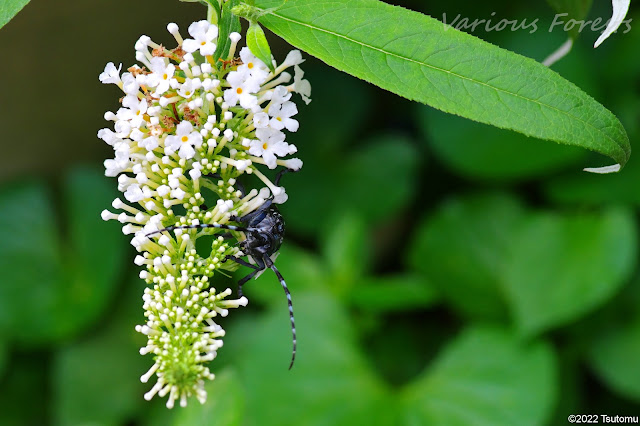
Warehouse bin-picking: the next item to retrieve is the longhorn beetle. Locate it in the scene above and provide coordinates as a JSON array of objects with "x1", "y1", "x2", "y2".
[{"x1": 146, "y1": 169, "x2": 297, "y2": 369}]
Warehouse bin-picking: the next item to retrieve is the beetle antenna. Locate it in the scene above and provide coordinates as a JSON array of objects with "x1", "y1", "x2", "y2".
[{"x1": 264, "y1": 255, "x2": 297, "y2": 369}]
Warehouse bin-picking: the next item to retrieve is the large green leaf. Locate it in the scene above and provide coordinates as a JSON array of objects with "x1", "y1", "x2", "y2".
[
  {"x1": 0, "y1": 0, "x2": 30, "y2": 29},
  {"x1": 226, "y1": 291, "x2": 396, "y2": 426},
  {"x1": 419, "y1": 107, "x2": 585, "y2": 180},
  {"x1": 281, "y1": 132, "x2": 418, "y2": 238},
  {"x1": 0, "y1": 168, "x2": 127, "y2": 345},
  {"x1": 349, "y1": 274, "x2": 439, "y2": 313},
  {"x1": 339, "y1": 135, "x2": 419, "y2": 223},
  {"x1": 321, "y1": 211, "x2": 369, "y2": 296},
  {"x1": 544, "y1": 150, "x2": 640, "y2": 206},
  {"x1": 503, "y1": 207, "x2": 637, "y2": 337},
  {"x1": 588, "y1": 317, "x2": 640, "y2": 402},
  {"x1": 0, "y1": 353, "x2": 48, "y2": 426},
  {"x1": 409, "y1": 193, "x2": 526, "y2": 320},
  {"x1": 0, "y1": 182, "x2": 64, "y2": 342},
  {"x1": 52, "y1": 277, "x2": 147, "y2": 426},
  {"x1": 401, "y1": 326, "x2": 557, "y2": 426},
  {"x1": 254, "y1": 0, "x2": 630, "y2": 167}
]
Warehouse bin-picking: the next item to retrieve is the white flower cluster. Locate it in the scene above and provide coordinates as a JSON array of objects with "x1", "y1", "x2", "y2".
[{"x1": 98, "y1": 20, "x2": 310, "y2": 408}]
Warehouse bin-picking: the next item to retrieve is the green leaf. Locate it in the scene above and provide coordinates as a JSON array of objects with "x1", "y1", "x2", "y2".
[
  {"x1": 402, "y1": 326, "x2": 557, "y2": 426},
  {"x1": 340, "y1": 135, "x2": 419, "y2": 223},
  {"x1": 409, "y1": 193, "x2": 526, "y2": 320},
  {"x1": 52, "y1": 277, "x2": 148, "y2": 426},
  {"x1": 213, "y1": 0, "x2": 241, "y2": 62},
  {"x1": 0, "y1": 339, "x2": 7, "y2": 379},
  {"x1": 0, "y1": 168, "x2": 127, "y2": 345},
  {"x1": 237, "y1": 244, "x2": 327, "y2": 306},
  {"x1": 503, "y1": 207, "x2": 637, "y2": 337},
  {"x1": 0, "y1": 182, "x2": 64, "y2": 343},
  {"x1": 418, "y1": 105, "x2": 585, "y2": 181},
  {"x1": 544, "y1": 151, "x2": 640, "y2": 206},
  {"x1": 227, "y1": 290, "x2": 396, "y2": 426},
  {"x1": 588, "y1": 317, "x2": 640, "y2": 401},
  {"x1": 349, "y1": 274, "x2": 439, "y2": 313},
  {"x1": 246, "y1": 22, "x2": 274, "y2": 72},
  {"x1": 0, "y1": 353, "x2": 48, "y2": 426},
  {"x1": 321, "y1": 211, "x2": 369, "y2": 295},
  {"x1": 59, "y1": 167, "x2": 128, "y2": 336},
  {"x1": 0, "y1": 0, "x2": 30, "y2": 29},
  {"x1": 254, "y1": 0, "x2": 630, "y2": 167},
  {"x1": 201, "y1": 0, "x2": 222, "y2": 24},
  {"x1": 280, "y1": 131, "x2": 414, "y2": 237}
]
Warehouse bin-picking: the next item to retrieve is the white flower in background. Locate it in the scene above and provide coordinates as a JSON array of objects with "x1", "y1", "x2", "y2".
[{"x1": 98, "y1": 19, "x2": 310, "y2": 408}]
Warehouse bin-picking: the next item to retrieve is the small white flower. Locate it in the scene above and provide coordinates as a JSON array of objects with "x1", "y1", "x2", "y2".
[
  {"x1": 104, "y1": 154, "x2": 130, "y2": 177},
  {"x1": 165, "y1": 121, "x2": 203, "y2": 159},
  {"x1": 146, "y1": 57, "x2": 175, "y2": 95},
  {"x1": 178, "y1": 78, "x2": 201, "y2": 99},
  {"x1": 273, "y1": 190, "x2": 288, "y2": 204},
  {"x1": 182, "y1": 20, "x2": 218, "y2": 56},
  {"x1": 223, "y1": 68, "x2": 260, "y2": 109},
  {"x1": 122, "y1": 73, "x2": 140, "y2": 95},
  {"x1": 120, "y1": 95, "x2": 148, "y2": 128},
  {"x1": 139, "y1": 136, "x2": 159, "y2": 152},
  {"x1": 282, "y1": 50, "x2": 304, "y2": 68},
  {"x1": 99, "y1": 62, "x2": 122, "y2": 84},
  {"x1": 98, "y1": 128, "x2": 121, "y2": 146},
  {"x1": 238, "y1": 47, "x2": 269, "y2": 82},
  {"x1": 282, "y1": 158, "x2": 303, "y2": 171},
  {"x1": 270, "y1": 85, "x2": 292, "y2": 105},
  {"x1": 253, "y1": 112, "x2": 270, "y2": 128},
  {"x1": 268, "y1": 101, "x2": 299, "y2": 132},
  {"x1": 124, "y1": 184, "x2": 145, "y2": 202},
  {"x1": 114, "y1": 120, "x2": 132, "y2": 138},
  {"x1": 293, "y1": 65, "x2": 312, "y2": 105},
  {"x1": 250, "y1": 128, "x2": 292, "y2": 169}
]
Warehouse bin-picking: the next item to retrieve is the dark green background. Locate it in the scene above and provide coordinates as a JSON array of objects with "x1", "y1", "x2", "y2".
[{"x1": 0, "y1": 0, "x2": 639, "y2": 424}]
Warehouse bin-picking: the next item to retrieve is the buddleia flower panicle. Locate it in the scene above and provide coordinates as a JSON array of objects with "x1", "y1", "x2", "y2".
[{"x1": 99, "y1": 19, "x2": 310, "y2": 408}]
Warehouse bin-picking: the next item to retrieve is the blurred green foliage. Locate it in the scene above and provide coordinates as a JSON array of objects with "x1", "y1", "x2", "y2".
[{"x1": 0, "y1": 0, "x2": 639, "y2": 425}]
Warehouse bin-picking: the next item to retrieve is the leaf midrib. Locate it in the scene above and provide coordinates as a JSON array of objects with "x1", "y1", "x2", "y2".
[{"x1": 259, "y1": 6, "x2": 624, "y2": 153}]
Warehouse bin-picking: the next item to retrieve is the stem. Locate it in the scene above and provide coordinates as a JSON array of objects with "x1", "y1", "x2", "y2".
[{"x1": 207, "y1": 2, "x2": 220, "y2": 25}]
